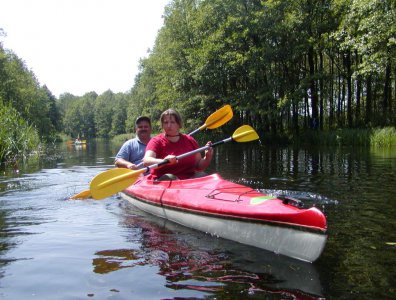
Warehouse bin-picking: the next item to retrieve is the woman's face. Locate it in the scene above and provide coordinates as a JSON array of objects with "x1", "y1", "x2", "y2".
[{"x1": 162, "y1": 114, "x2": 180, "y2": 135}]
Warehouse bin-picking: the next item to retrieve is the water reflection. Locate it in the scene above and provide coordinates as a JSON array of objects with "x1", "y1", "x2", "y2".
[
  {"x1": 213, "y1": 143, "x2": 395, "y2": 202},
  {"x1": 93, "y1": 204, "x2": 324, "y2": 299},
  {"x1": 93, "y1": 249, "x2": 140, "y2": 274},
  {"x1": 1, "y1": 140, "x2": 395, "y2": 299}
]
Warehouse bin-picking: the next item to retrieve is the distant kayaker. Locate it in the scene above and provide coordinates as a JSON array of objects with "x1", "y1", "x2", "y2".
[
  {"x1": 115, "y1": 116, "x2": 152, "y2": 170},
  {"x1": 143, "y1": 109, "x2": 213, "y2": 180}
]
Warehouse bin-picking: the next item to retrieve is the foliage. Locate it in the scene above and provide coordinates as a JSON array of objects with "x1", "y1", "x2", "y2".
[
  {"x1": 0, "y1": 42, "x2": 60, "y2": 161},
  {"x1": 110, "y1": 93, "x2": 128, "y2": 136},
  {"x1": 61, "y1": 92, "x2": 97, "y2": 138},
  {"x1": 295, "y1": 127, "x2": 396, "y2": 147},
  {"x1": 370, "y1": 127, "x2": 396, "y2": 147},
  {"x1": 112, "y1": 133, "x2": 134, "y2": 145},
  {"x1": 126, "y1": 0, "x2": 395, "y2": 135},
  {"x1": 3, "y1": 1, "x2": 396, "y2": 151},
  {"x1": 94, "y1": 90, "x2": 115, "y2": 138},
  {"x1": 0, "y1": 47, "x2": 58, "y2": 140},
  {"x1": 0, "y1": 102, "x2": 40, "y2": 162}
]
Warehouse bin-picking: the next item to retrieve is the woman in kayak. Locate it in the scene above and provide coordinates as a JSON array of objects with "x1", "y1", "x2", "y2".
[{"x1": 143, "y1": 109, "x2": 213, "y2": 180}]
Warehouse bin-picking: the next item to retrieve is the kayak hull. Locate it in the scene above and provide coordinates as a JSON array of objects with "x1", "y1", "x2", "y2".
[{"x1": 120, "y1": 174, "x2": 327, "y2": 262}]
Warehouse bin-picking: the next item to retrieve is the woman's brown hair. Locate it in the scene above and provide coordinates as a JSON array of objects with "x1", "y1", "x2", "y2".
[{"x1": 160, "y1": 109, "x2": 183, "y2": 128}]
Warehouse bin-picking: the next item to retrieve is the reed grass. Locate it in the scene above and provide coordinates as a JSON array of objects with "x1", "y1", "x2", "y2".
[
  {"x1": 295, "y1": 127, "x2": 396, "y2": 147},
  {"x1": 112, "y1": 133, "x2": 134, "y2": 144},
  {"x1": 0, "y1": 103, "x2": 41, "y2": 163},
  {"x1": 370, "y1": 127, "x2": 396, "y2": 147}
]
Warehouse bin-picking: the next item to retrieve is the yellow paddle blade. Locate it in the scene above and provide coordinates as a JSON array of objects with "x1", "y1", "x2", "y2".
[
  {"x1": 90, "y1": 168, "x2": 145, "y2": 200},
  {"x1": 232, "y1": 125, "x2": 259, "y2": 142},
  {"x1": 204, "y1": 104, "x2": 233, "y2": 129},
  {"x1": 70, "y1": 189, "x2": 91, "y2": 200}
]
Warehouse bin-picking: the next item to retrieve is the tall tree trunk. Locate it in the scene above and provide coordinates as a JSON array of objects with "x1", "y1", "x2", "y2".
[
  {"x1": 292, "y1": 99, "x2": 299, "y2": 134},
  {"x1": 319, "y1": 51, "x2": 324, "y2": 130},
  {"x1": 345, "y1": 51, "x2": 353, "y2": 127},
  {"x1": 356, "y1": 75, "x2": 361, "y2": 126},
  {"x1": 337, "y1": 70, "x2": 344, "y2": 127},
  {"x1": 271, "y1": 101, "x2": 278, "y2": 135},
  {"x1": 329, "y1": 57, "x2": 334, "y2": 128},
  {"x1": 340, "y1": 79, "x2": 346, "y2": 127},
  {"x1": 355, "y1": 50, "x2": 361, "y2": 126},
  {"x1": 308, "y1": 46, "x2": 319, "y2": 129},
  {"x1": 383, "y1": 62, "x2": 391, "y2": 125},
  {"x1": 278, "y1": 86, "x2": 285, "y2": 133},
  {"x1": 365, "y1": 75, "x2": 372, "y2": 126},
  {"x1": 305, "y1": 94, "x2": 310, "y2": 129}
]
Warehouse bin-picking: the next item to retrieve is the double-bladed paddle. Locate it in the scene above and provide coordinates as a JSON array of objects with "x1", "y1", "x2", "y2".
[
  {"x1": 188, "y1": 104, "x2": 233, "y2": 135},
  {"x1": 89, "y1": 125, "x2": 259, "y2": 200},
  {"x1": 70, "y1": 188, "x2": 92, "y2": 199},
  {"x1": 70, "y1": 105, "x2": 233, "y2": 200}
]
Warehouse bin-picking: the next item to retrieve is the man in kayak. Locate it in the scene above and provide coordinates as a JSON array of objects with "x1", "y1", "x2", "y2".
[
  {"x1": 115, "y1": 116, "x2": 152, "y2": 170},
  {"x1": 143, "y1": 109, "x2": 213, "y2": 180}
]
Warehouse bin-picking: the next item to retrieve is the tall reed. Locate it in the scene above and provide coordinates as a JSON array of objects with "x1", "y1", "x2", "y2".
[
  {"x1": 295, "y1": 127, "x2": 396, "y2": 147},
  {"x1": 0, "y1": 103, "x2": 40, "y2": 163},
  {"x1": 370, "y1": 127, "x2": 396, "y2": 147}
]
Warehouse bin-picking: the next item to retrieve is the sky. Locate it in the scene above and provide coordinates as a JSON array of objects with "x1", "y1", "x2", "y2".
[{"x1": 0, "y1": 0, "x2": 170, "y2": 97}]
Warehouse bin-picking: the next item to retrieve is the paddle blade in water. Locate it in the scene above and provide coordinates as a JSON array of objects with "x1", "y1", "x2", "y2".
[
  {"x1": 232, "y1": 125, "x2": 259, "y2": 142},
  {"x1": 90, "y1": 168, "x2": 144, "y2": 200},
  {"x1": 70, "y1": 189, "x2": 91, "y2": 200},
  {"x1": 205, "y1": 104, "x2": 233, "y2": 129}
]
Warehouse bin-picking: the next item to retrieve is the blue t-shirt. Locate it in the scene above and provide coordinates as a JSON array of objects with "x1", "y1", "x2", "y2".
[{"x1": 115, "y1": 138, "x2": 147, "y2": 166}]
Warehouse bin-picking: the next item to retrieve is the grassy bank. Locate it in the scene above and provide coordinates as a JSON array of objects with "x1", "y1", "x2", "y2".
[
  {"x1": 0, "y1": 104, "x2": 41, "y2": 163},
  {"x1": 294, "y1": 127, "x2": 396, "y2": 147},
  {"x1": 112, "y1": 133, "x2": 134, "y2": 145}
]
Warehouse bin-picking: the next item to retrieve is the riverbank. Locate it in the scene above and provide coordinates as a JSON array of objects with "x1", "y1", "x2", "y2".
[
  {"x1": 2, "y1": 126, "x2": 395, "y2": 166},
  {"x1": 262, "y1": 127, "x2": 396, "y2": 147},
  {"x1": 0, "y1": 105, "x2": 40, "y2": 164},
  {"x1": 299, "y1": 127, "x2": 396, "y2": 147},
  {"x1": 0, "y1": 103, "x2": 67, "y2": 165},
  {"x1": 114, "y1": 127, "x2": 396, "y2": 148}
]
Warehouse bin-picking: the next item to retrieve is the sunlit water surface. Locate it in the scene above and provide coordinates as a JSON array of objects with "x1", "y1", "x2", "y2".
[{"x1": 0, "y1": 141, "x2": 395, "y2": 299}]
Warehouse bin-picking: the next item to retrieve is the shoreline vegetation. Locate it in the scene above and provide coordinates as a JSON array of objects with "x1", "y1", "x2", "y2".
[
  {"x1": 113, "y1": 127, "x2": 396, "y2": 148},
  {"x1": 1, "y1": 1, "x2": 396, "y2": 164},
  {"x1": 0, "y1": 104, "x2": 41, "y2": 164},
  {"x1": 284, "y1": 127, "x2": 396, "y2": 147},
  {"x1": 1, "y1": 126, "x2": 395, "y2": 167}
]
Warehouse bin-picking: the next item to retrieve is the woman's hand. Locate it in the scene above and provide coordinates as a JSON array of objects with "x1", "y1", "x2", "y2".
[
  {"x1": 164, "y1": 154, "x2": 178, "y2": 165},
  {"x1": 196, "y1": 141, "x2": 213, "y2": 171},
  {"x1": 204, "y1": 141, "x2": 213, "y2": 159}
]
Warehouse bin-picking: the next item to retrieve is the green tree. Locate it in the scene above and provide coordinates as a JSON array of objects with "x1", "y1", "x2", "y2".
[
  {"x1": 110, "y1": 93, "x2": 128, "y2": 136},
  {"x1": 94, "y1": 90, "x2": 114, "y2": 137},
  {"x1": 0, "y1": 45, "x2": 60, "y2": 140},
  {"x1": 334, "y1": 0, "x2": 396, "y2": 126}
]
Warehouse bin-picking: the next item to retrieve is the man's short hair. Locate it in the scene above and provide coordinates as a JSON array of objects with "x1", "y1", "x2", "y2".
[{"x1": 135, "y1": 116, "x2": 151, "y2": 127}]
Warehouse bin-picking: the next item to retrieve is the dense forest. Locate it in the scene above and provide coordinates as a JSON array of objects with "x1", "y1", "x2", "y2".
[
  {"x1": 131, "y1": 0, "x2": 396, "y2": 134},
  {"x1": 1, "y1": 0, "x2": 395, "y2": 162}
]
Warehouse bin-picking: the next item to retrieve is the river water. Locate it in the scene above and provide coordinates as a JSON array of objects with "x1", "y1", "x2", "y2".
[{"x1": 0, "y1": 140, "x2": 395, "y2": 299}]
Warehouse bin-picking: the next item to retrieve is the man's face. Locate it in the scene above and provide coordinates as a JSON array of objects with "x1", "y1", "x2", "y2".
[{"x1": 135, "y1": 121, "x2": 151, "y2": 139}]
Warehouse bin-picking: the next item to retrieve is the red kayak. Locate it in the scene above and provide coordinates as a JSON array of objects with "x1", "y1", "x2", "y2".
[{"x1": 120, "y1": 173, "x2": 327, "y2": 262}]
